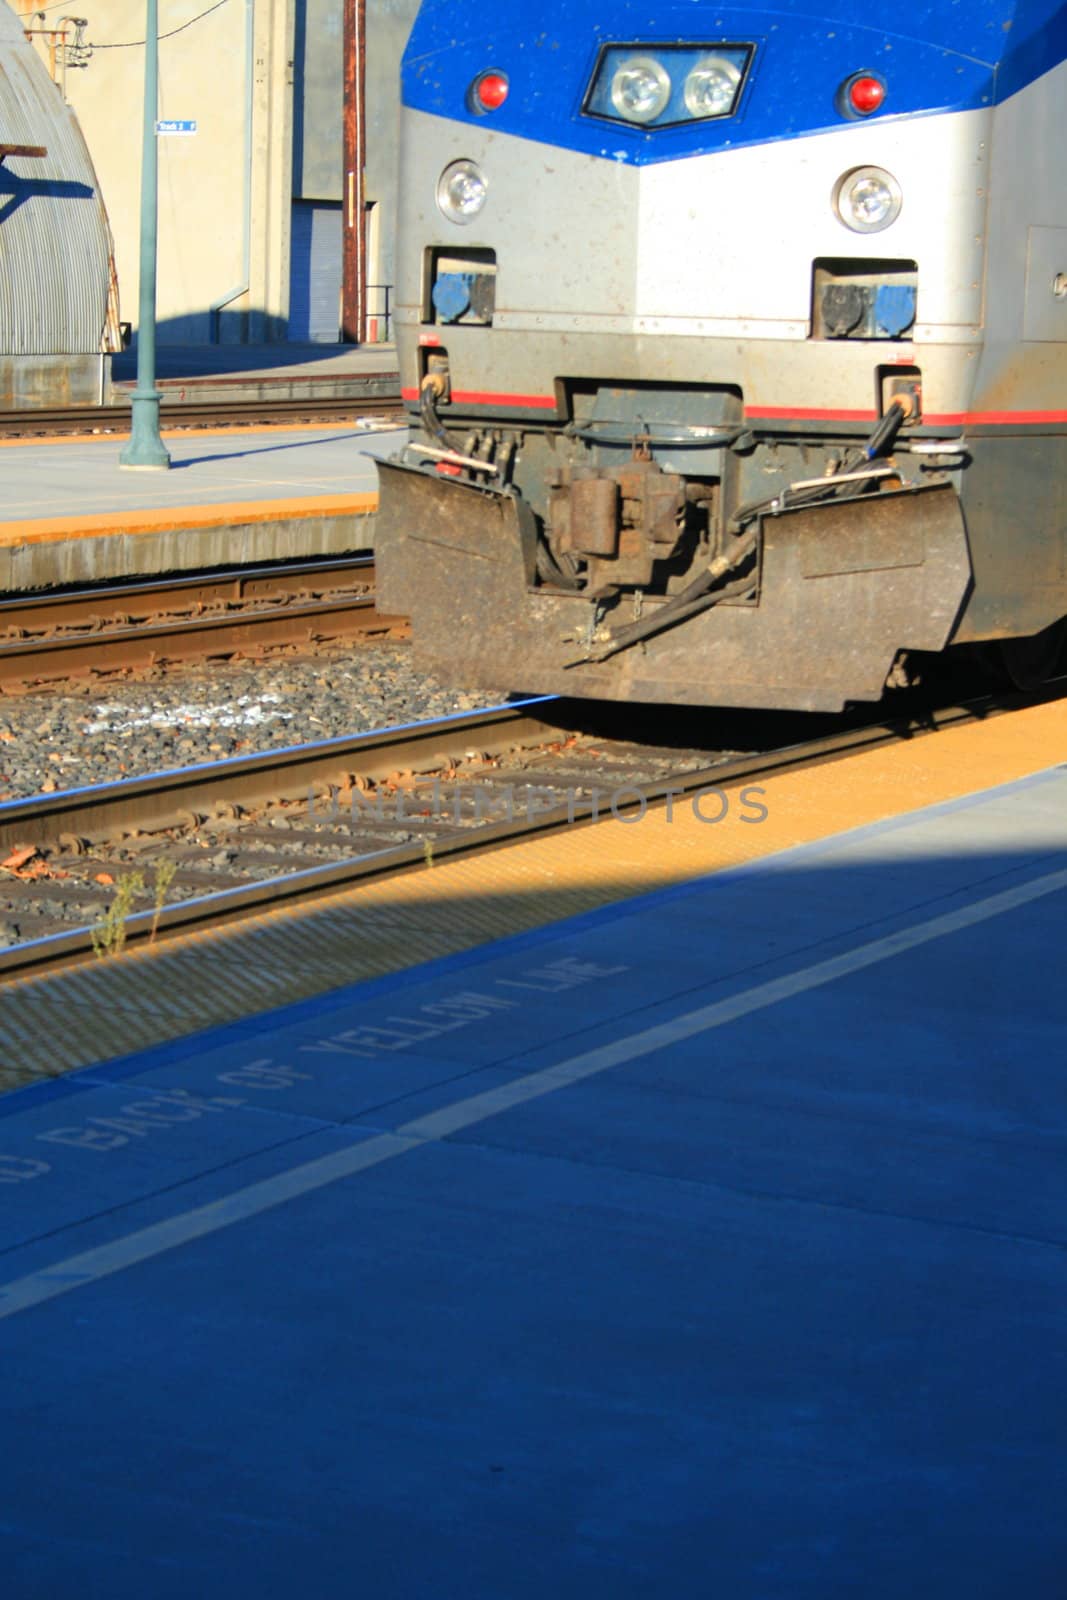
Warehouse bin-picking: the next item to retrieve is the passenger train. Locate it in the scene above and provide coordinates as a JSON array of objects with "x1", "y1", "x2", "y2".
[{"x1": 376, "y1": 1, "x2": 1067, "y2": 711}]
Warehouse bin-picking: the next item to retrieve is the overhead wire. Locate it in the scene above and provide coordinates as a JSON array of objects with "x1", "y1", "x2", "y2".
[{"x1": 89, "y1": 0, "x2": 231, "y2": 49}]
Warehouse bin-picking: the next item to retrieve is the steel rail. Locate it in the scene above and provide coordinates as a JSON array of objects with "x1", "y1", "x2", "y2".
[
  {"x1": 0, "y1": 705, "x2": 562, "y2": 858},
  {"x1": 0, "y1": 692, "x2": 1027, "y2": 982},
  {"x1": 0, "y1": 557, "x2": 401, "y2": 689},
  {"x1": 0, "y1": 392, "x2": 403, "y2": 438},
  {"x1": 0, "y1": 556, "x2": 375, "y2": 629}
]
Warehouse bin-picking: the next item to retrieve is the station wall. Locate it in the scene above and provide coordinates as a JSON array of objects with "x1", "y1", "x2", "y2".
[
  {"x1": 364, "y1": 0, "x2": 419, "y2": 341},
  {"x1": 16, "y1": 0, "x2": 416, "y2": 347}
]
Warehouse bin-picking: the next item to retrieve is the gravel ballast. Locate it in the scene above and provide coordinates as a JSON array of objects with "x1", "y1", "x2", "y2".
[{"x1": 0, "y1": 643, "x2": 503, "y2": 801}]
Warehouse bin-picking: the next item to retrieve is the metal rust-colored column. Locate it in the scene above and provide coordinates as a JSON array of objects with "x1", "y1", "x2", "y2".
[{"x1": 342, "y1": 0, "x2": 366, "y2": 343}]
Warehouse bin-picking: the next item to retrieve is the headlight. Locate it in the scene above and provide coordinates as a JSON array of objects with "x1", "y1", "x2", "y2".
[
  {"x1": 437, "y1": 160, "x2": 488, "y2": 225},
  {"x1": 684, "y1": 55, "x2": 742, "y2": 118},
  {"x1": 610, "y1": 56, "x2": 671, "y2": 124},
  {"x1": 584, "y1": 43, "x2": 752, "y2": 130},
  {"x1": 834, "y1": 166, "x2": 902, "y2": 233}
]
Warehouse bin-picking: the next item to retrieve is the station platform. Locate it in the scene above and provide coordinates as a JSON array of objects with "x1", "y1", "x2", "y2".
[
  {"x1": 0, "y1": 422, "x2": 404, "y2": 589},
  {"x1": 2, "y1": 698, "x2": 1065, "y2": 1594},
  {"x1": 111, "y1": 342, "x2": 399, "y2": 408}
]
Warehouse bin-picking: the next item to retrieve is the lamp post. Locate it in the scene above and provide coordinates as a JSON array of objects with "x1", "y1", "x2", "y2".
[{"x1": 120, "y1": 0, "x2": 170, "y2": 470}]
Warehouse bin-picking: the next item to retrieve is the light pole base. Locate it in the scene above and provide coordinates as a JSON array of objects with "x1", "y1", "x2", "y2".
[{"x1": 120, "y1": 391, "x2": 171, "y2": 470}]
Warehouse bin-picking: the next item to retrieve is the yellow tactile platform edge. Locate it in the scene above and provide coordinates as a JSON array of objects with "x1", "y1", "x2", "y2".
[
  {"x1": 2, "y1": 697, "x2": 1064, "y2": 1091},
  {"x1": 0, "y1": 493, "x2": 379, "y2": 547}
]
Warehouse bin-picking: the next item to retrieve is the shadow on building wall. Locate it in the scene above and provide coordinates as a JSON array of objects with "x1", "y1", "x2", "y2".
[{"x1": 111, "y1": 311, "x2": 385, "y2": 383}]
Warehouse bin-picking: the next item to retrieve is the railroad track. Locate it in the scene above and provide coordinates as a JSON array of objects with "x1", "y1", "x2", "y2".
[
  {"x1": 0, "y1": 557, "x2": 404, "y2": 690},
  {"x1": 0, "y1": 391, "x2": 404, "y2": 438},
  {"x1": 0, "y1": 689, "x2": 1033, "y2": 980}
]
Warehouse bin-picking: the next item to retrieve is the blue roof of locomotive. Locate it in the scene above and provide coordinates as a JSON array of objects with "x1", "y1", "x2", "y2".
[{"x1": 401, "y1": 0, "x2": 1066, "y2": 163}]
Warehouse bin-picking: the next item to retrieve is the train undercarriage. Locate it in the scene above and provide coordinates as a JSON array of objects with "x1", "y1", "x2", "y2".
[{"x1": 377, "y1": 377, "x2": 982, "y2": 712}]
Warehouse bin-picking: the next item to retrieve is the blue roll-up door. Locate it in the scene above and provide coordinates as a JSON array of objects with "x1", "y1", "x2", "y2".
[{"x1": 289, "y1": 200, "x2": 342, "y2": 342}]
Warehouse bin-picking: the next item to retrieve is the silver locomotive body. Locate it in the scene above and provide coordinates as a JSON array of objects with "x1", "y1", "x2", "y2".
[{"x1": 377, "y1": 8, "x2": 1067, "y2": 711}]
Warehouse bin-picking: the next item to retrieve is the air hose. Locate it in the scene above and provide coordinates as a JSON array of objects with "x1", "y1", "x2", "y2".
[
  {"x1": 420, "y1": 374, "x2": 458, "y2": 453},
  {"x1": 863, "y1": 394, "x2": 909, "y2": 460},
  {"x1": 567, "y1": 528, "x2": 760, "y2": 666},
  {"x1": 727, "y1": 394, "x2": 913, "y2": 536}
]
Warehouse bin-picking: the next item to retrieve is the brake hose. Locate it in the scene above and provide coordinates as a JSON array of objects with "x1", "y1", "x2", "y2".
[
  {"x1": 420, "y1": 375, "x2": 459, "y2": 453},
  {"x1": 863, "y1": 395, "x2": 908, "y2": 460},
  {"x1": 567, "y1": 529, "x2": 760, "y2": 666}
]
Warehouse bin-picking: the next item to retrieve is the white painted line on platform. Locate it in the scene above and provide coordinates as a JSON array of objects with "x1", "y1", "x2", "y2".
[
  {"x1": 0, "y1": 1135, "x2": 422, "y2": 1320},
  {"x1": 3, "y1": 864, "x2": 1066, "y2": 1322}
]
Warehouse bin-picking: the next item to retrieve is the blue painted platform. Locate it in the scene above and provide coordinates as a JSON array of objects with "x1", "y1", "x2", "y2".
[{"x1": 2, "y1": 767, "x2": 1066, "y2": 1597}]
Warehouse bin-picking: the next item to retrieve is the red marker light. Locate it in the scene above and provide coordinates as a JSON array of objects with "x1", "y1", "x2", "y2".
[
  {"x1": 847, "y1": 74, "x2": 886, "y2": 115},
  {"x1": 435, "y1": 461, "x2": 463, "y2": 477},
  {"x1": 473, "y1": 71, "x2": 509, "y2": 112}
]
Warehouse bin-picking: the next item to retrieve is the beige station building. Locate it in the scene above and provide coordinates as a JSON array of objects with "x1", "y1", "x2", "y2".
[{"x1": 14, "y1": 0, "x2": 417, "y2": 349}]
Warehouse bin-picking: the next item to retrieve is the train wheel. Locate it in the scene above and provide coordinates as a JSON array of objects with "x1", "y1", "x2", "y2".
[{"x1": 1000, "y1": 618, "x2": 1067, "y2": 690}]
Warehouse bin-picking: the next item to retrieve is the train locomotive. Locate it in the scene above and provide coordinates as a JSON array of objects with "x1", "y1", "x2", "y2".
[{"x1": 375, "y1": 0, "x2": 1067, "y2": 711}]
